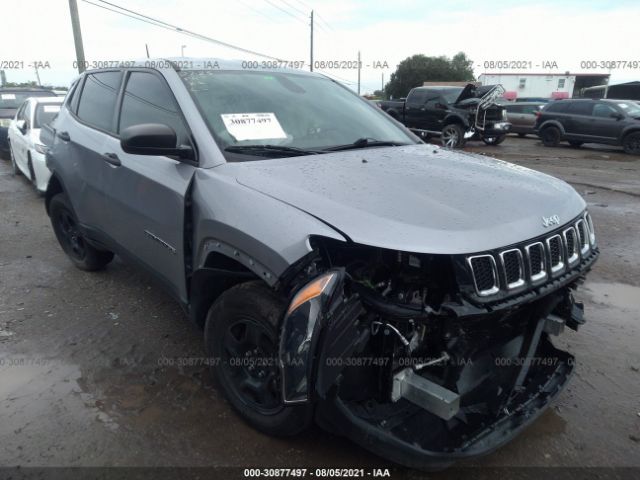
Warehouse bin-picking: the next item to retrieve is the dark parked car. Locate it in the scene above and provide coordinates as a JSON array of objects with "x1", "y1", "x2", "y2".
[
  {"x1": 379, "y1": 84, "x2": 511, "y2": 148},
  {"x1": 41, "y1": 59, "x2": 597, "y2": 470},
  {"x1": 0, "y1": 87, "x2": 55, "y2": 158},
  {"x1": 515, "y1": 97, "x2": 550, "y2": 103},
  {"x1": 535, "y1": 99, "x2": 640, "y2": 154},
  {"x1": 503, "y1": 101, "x2": 545, "y2": 137}
]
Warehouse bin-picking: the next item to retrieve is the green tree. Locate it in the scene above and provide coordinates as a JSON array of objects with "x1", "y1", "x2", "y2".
[{"x1": 384, "y1": 52, "x2": 475, "y2": 99}]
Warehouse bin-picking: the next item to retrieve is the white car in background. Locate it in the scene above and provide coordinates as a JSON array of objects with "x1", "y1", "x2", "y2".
[{"x1": 8, "y1": 96, "x2": 63, "y2": 193}]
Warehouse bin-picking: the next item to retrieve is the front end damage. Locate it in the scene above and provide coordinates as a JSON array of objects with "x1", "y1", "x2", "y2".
[
  {"x1": 457, "y1": 84, "x2": 511, "y2": 140},
  {"x1": 278, "y1": 212, "x2": 598, "y2": 469}
]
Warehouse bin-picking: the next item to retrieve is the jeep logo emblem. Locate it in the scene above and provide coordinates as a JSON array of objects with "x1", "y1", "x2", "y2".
[{"x1": 542, "y1": 214, "x2": 560, "y2": 228}]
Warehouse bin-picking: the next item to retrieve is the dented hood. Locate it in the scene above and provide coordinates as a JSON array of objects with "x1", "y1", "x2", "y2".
[{"x1": 230, "y1": 145, "x2": 585, "y2": 254}]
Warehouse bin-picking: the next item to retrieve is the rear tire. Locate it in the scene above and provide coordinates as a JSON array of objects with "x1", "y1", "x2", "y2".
[
  {"x1": 482, "y1": 135, "x2": 506, "y2": 146},
  {"x1": 205, "y1": 281, "x2": 313, "y2": 436},
  {"x1": 441, "y1": 124, "x2": 466, "y2": 148},
  {"x1": 540, "y1": 126, "x2": 561, "y2": 147},
  {"x1": 622, "y1": 132, "x2": 640, "y2": 155},
  {"x1": 50, "y1": 193, "x2": 114, "y2": 271}
]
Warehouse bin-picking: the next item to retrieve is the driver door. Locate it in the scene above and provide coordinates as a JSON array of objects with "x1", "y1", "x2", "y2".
[{"x1": 100, "y1": 70, "x2": 196, "y2": 303}]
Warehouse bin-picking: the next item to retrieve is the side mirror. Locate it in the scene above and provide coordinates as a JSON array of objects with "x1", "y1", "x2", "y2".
[
  {"x1": 435, "y1": 102, "x2": 448, "y2": 110},
  {"x1": 16, "y1": 119, "x2": 27, "y2": 133},
  {"x1": 610, "y1": 112, "x2": 624, "y2": 120},
  {"x1": 120, "y1": 123, "x2": 194, "y2": 159}
]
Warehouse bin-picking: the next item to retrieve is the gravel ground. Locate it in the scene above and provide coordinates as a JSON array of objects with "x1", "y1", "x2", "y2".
[{"x1": 0, "y1": 136, "x2": 639, "y2": 479}]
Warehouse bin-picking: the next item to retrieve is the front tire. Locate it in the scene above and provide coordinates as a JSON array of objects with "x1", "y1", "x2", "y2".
[
  {"x1": 441, "y1": 124, "x2": 466, "y2": 148},
  {"x1": 622, "y1": 132, "x2": 640, "y2": 155},
  {"x1": 50, "y1": 193, "x2": 114, "y2": 271},
  {"x1": 540, "y1": 126, "x2": 561, "y2": 147},
  {"x1": 205, "y1": 281, "x2": 313, "y2": 436}
]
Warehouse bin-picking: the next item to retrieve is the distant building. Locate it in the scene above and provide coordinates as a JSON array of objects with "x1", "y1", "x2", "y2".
[
  {"x1": 422, "y1": 81, "x2": 480, "y2": 87},
  {"x1": 581, "y1": 81, "x2": 640, "y2": 100},
  {"x1": 478, "y1": 73, "x2": 610, "y2": 100}
]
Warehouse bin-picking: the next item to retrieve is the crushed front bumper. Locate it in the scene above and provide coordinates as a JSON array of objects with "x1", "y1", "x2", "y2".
[{"x1": 317, "y1": 334, "x2": 574, "y2": 470}]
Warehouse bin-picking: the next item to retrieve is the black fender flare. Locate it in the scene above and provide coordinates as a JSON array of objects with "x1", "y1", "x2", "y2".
[
  {"x1": 443, "y1": 113, "x2": 469, "y2": 129},
  {"x1": 188, "y1": 266, "x2": 257, "y2": 328},
  {"x1": 538, "y1": 120, "x2": 566, "y2": 136}
]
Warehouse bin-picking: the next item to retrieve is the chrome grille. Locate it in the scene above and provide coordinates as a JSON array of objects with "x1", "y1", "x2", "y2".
[
  {"x1": 547, "y1": 234, "x2": 564, "y2": 274},
  {"x1": 500, "y1": 249, "x2": 525, "y2": 289},
  {"x1": 563, "y1": 227, "x2": 579, "y2": 265},
  {"x1": 466, "y1": 212, "x2": 596, "y2": 297},
  {"x1": 467, "y1": 255, "x2": 499, "y2": 296},
  {"x1": 575, "y1": 219, "x2": 589, "y2": 254},
  {"x1": 525, "y1": 242, "x2": 546, "y2": 283}
]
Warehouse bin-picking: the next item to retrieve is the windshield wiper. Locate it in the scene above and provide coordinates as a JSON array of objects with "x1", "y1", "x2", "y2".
[
  {"x1": 323, "y1": 137, "x2": 411, "y2": 151},
  {"x1": 224, "y1": 144, "x2": 321, "y2": 157}
]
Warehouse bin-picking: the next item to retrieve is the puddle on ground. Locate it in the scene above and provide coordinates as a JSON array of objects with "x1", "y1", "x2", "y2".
[
  {"x1": 585, "y1": 282, "x2": 640, "y2": 311},
  {"x1": 0, "y1": 353, "x2": 120, "y2": 433}
]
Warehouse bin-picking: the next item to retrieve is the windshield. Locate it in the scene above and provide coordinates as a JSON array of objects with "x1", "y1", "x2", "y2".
[
  {"x1": 34, "y1": 103, "x2": 61, "y2": 128},
  {"x1": 0, "y1": 91, "x2": 54, "y2": 109},
  {"x1": 179, "y1": 70, "x2": 415, "y2": 157},
  {"x1": 616, "y1": 101, "x2": 640, "y2": 117},
  {"x1": 441, "y1": 88, "x2": 464, "y2": 104}
]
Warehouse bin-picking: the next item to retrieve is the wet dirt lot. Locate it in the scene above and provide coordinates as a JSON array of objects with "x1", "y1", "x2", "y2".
[{"x1": 1, "y1": 136, "x2": 639, "y2": 478}]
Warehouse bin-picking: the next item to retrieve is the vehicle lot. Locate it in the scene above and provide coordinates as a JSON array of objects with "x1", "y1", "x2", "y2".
[{"x1": 1, "y1": 136, "x2": 639, "y2": 476}]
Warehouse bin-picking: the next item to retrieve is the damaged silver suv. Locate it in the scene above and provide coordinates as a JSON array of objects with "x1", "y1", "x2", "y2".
[{"x1": 42, "y1": 59, "x2": 598, "y2": 469}]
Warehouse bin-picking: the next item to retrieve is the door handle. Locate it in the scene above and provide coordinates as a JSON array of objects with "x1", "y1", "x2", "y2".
[
  {"x1": 57, "y1": 131, "x2": 70, "y2": 141},
  {"x1": 102, "y1": 152, "x2": 121, "y2": 166}
]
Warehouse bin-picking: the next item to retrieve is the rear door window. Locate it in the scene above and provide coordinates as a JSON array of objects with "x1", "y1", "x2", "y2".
[
  {"x1": 118, "y1": 71, "x2": 188, "y2": 144},
  {"x1": 544, "y1": 102, "x2": 569, "y2": 113},
  {"x1": 566, "y1": 102, "x2": 593, "y2": 116},
  {"x1": 76, "y1": 71, "x2": 123, "y2": 132}
]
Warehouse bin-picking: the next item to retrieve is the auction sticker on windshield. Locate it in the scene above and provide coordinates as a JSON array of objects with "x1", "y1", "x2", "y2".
[
  {"x1": 221, "y1": 112, "x2": 286, "y2": 141},
  {"x1": 1, "y1": 94, "x2": 16, "y2": 100}
]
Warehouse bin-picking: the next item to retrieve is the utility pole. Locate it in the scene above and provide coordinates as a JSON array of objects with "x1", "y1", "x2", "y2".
[
  {"x1": 309, "y1": 10, "x2": 314, "y2": 72},
  {"x1": 34, "y1": 64, "x2": 41, "y2": 86},
  {"x1": 381, "y1": 73, "x2": 384, "y2": 91},
  {"x1": 0, "y1": 70, "x2": 6, "y2": 87},
  {"x1": 145, "y1": 44, "x2": 150, "y2": 58},
  {"x1": 357, "y1": 51, "x2": 361, "y2": 95},
  {"x1": 68, "y1": 0, "x2": 86, "y2": 73},
  {"x1": 181, "y1": 45, "x2": 187, "y2": 57}
]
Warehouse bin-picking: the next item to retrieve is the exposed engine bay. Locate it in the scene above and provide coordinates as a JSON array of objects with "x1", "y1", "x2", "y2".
[{"x1": 278, "y1": 219, "x2": 598, "y2": 468}]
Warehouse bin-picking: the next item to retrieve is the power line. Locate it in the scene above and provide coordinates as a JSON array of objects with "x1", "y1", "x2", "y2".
[
  {"x1": 262, "y1": 0, "x2": 307, "y2": 24},
  {"x1": 236, "y1": 0, "x2": 280, "y2": 22},
  {"x1": 291, "y1": 0, "x2": 334, "y2": 30},
  {"x1": 277, "y1": 0, "x2": 307, "y2": 17},
  {"x1": 84, "y1": 0, "x2": 284, "y2": 60}
]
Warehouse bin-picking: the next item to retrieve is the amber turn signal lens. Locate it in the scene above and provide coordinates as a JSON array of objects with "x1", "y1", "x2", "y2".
[{"x1": 286, "y1": 273, "x2": 335, "y2": 314}]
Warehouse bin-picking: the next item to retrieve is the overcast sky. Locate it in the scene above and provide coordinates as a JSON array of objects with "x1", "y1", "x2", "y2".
[{"x1": 1, "y1": 0, "x2": 639, "y2": 92}]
